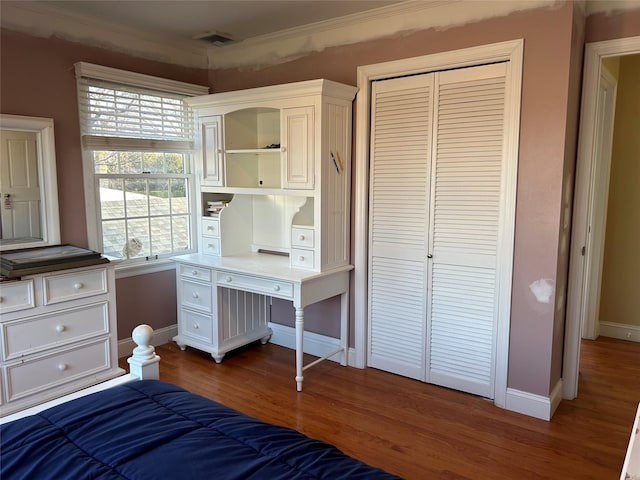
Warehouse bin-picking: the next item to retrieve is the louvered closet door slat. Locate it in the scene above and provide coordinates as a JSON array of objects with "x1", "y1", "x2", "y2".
[
  {"x1": 368, "y1": 75, "x2": 434, "y2": 379},
  {"x1": 427, "y1": 63, "x2": 507, "y2": 399}
]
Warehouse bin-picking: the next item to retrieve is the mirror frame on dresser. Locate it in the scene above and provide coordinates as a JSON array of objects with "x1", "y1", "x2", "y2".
[{"x1": 0, "y1": 114, "x2": 60, "y2": 252}]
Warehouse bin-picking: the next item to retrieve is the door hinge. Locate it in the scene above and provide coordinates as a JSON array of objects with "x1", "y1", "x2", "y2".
[{"x1": 581, "y1": 246, "x2": 586, "y2": 256}]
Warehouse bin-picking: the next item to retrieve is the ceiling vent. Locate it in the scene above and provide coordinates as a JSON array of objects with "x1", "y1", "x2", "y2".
[{"x1": 193, "y1": 31, "x2": 235, "y2": 46}]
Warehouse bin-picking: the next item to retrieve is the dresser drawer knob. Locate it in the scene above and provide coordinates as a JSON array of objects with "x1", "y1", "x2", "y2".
[
  {"x1": 191, "y1": 270, "x2": 199, "y2": 276},
  {"x1": 192, "y1": 292, "x2": 199, "y2": 299},
  {"x1": 207, "y1": 225, "x2": 214, "y2": 231},
  {"x1": 74, "y1": 283, "x2": 84, "y2": 290},
  {"x1": 299, "y1": 256, "x2": 305, "y2": 261},
  {"x1": 208, "y1": 244, "x2": 214, "y2": 248},
  {"x1": 55, "y1": 325, "x2": 66, "y2": 333},
  {"x1": 226, "y1": 276, "x2": 232, "y2": 282},
  {"x1": 58, "y1": 363, "x2": 68, "y2": 372},
  {"x1": 298, "y1": 234, "x2": 305, "y2": 241},
  {"x1": 273, "y1": 285, "x2": 280, "y2": 292},
  {"x1": 193, "y1": 322, "x2": 199, "y2": 330}
]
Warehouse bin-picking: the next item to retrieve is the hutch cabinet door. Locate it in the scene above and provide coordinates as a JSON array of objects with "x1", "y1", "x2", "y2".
[
  {"x1": 200, "y1": 115, "x2": 224, "y2": 186},
  {"x1": 281, "y1": 106, "x2": 314, "y2": 190}
]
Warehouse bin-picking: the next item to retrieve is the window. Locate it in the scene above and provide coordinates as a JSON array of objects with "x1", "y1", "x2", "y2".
[{"x1": 75, "y1": 63, "x2": 208, "y2": 267}]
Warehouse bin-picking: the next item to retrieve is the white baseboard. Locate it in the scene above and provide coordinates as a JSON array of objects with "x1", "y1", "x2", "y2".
[
  {"x1": 599, "y1": 321, "x2": 640, "y2": 342},
  {"x1": 268, "y1": 322, "x2": 345, "y2": 364},
  {"x1": 118, "y1": 324, "x2": 178, "y2": 358},
  {"x1": 505, "y1": 379, "x2": 563, "y2": 421}
]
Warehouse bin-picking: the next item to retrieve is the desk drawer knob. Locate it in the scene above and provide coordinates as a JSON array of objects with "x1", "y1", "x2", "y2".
[
  {"x1": 193, "y1": 322, "x2": 200, "y2": 330},
  {"x1": 298, "y1": 234, "x2": 305, "y2": 241},
  {"x1": 298, "y1": 256, "x2": 305, "y2": 262},
  {"x1": 273, "y1": 285, "x2": 280, "y2": 292},
  {"x1": 192, "y1": 292, "x2": 199, "y2": 299},
  {"x1": 74, "y1": 283, "x2": 84, "y2": 290},
  {"x1": 191, "y1": 270, "x2": 199, "y2": 276},
  {"x1": 207, "y1": 225, "x2": 214, "y2": 231},
  {"x1": 226, "y1": 276, "x2": 232, "y2": 282},
  {"x1": 55, "y1": 325, "x2": 66, "y2": 333},
  {"x1": 58, "y1": 363, "x2": 68, "y2": 372}
]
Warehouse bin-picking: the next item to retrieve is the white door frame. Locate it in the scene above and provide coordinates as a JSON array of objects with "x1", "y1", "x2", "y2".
[
  {"x1": 353, "y1": 39, "x2": 523, "y2": 408},
  {"x1": 563, "y1": 35, "x2": 640, "y2": 400}
]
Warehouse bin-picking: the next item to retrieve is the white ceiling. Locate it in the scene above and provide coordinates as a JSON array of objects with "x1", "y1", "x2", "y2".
[{"x1": 42, "y1": 1, "x2": 401, "y2": 43}]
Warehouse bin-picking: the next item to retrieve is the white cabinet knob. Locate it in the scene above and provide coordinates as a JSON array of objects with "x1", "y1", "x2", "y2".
[
  {"x1": 192, "y1": 292, "x2": 199, "y2": 299},
  {"x1": 281, "y1": 146, "x2": 287, "y2": 153},
  {"x1": 73, "y1": 283, "x2": 83, "y2": 290},
  {"x1": 273, "y1": 285, "x2": 280, "y2": 292},
  {"x1": 193, "y1": 323, "x2": 200, "y2": 330},
  {"x1": 191, "y1": 270, "x2": 198, "y2": 276},
  {"x1": 226, "y1": 276, "x2": 232, "y2": 282},
  {"x1": 298, "y1": 234, "x2": 305, "y2": 241},
  {"x1": 55, "y1": 325, "x2": 66, "y2": 333},
  {"x1": 207, "y1": 225, "x2": 214, "y2": 231},
  {"x1": 299, "y1": 256, "x2": 305, "y2": 262},
  {"x1": 208, "y1": 244, "x2": 214, "y2": 248},
  {"x1": 58, "y1": 363, "x2": 68, "y2": 372}
]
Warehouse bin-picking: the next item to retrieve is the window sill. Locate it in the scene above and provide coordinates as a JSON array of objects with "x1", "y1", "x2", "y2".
[{"x1": 109, "y1": 258, "x2": 177, "y2": 279}]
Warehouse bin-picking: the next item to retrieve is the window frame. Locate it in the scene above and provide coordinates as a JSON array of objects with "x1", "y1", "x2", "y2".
[{"x1": 75, "y1": 62, "x2": 209, "y2": 277}]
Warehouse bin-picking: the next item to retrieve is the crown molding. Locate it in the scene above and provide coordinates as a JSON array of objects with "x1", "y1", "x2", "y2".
[
  {"x1": 0, "y1": 1, "x2": 208, "y2": 69},
  {"x1": 207, "y1": 0, "x2": 557, "y2": 70}
]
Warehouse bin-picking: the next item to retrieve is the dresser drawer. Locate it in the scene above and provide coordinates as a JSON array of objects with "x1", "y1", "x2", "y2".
[
  {"x1": 44, "y1": 268, "x2": 108, "y2": 305},
  {"x1": 2, "y1": 302, "x2": 109, "y2": 360},
  {"x1": 202, "y1": 217, "x2": 220, "y2": 237},
  {"x1": 201, "y1": 237, "x2": 221, "y2": 256},
  {"x1": 0, "y1": 280, "x2": 35, "y2": 314},
  {"x1": 216, "y1": 272, "x2": 293, "y2": 299},
  {"x1": 290, "y1": 248, "x2": 315, "y2": 270},
  {"x1": 291, "y1": 227, "x2": 314, "y2": 249},
  {"x1": 178, "y1": 264, "x2": 212, "y2": 282},
  {"x1": 4, "y1": 339, "x2": 110, "y2": 402},
  {"x1": 180, "y1": 280, "x2": 213, "y2": 313},
  {"x1": 179, "y1": 308, "x2": 213, "y2": 344}
]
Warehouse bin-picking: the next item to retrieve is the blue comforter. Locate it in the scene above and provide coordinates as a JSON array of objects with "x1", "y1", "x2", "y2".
[{"x1": 1, "y1": 380, "x2": 402, "y2": 479}]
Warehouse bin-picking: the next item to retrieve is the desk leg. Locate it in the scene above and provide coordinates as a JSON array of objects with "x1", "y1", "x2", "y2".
[{"x1": 295, "y1": 306, "x2": 304, "y2": 392}]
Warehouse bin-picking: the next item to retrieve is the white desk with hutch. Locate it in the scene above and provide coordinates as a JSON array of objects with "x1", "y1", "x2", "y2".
[{"x1": 172, "y1": 79, "x2": 357, "y2": 391}]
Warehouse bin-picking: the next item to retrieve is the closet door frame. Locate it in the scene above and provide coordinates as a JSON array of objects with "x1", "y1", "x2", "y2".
[{"x1": 353, "y1": 39, "x2": 523, "y2": 409}]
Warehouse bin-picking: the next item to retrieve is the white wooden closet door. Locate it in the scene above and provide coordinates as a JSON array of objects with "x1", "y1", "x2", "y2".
[
  {"x1": 426, "y1": 63, "x2": 508, "y2": 399},
  {"x1": 368, "y1": 74, "x2": 434, "y2": 379}
]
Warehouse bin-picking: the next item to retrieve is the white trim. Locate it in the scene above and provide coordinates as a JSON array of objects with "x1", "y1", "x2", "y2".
[
  {"x1": 564, "y1": 35, "x2": 640, "y2": 401},
  {"x1": 505, "y1": 379, "x2": 563, "y2": 421},
  {"x1": 268, "y1": 322, "x2": 344, "y2": 364},
  {"x1": 114, "y1": 258, "x2": 177, "y2": 279},
  {"x1": 599, "y1": 322, "x2": 640, "y2": 343},
  {"x1": 74, "y1": 62, "x2": 209, "y2": 96},
  {"x1": 354, "y1": 39, "x2": 523, "y2": 409},
  {"x1": 118, "y1": 324, "x2": 178, "y2": 358}
]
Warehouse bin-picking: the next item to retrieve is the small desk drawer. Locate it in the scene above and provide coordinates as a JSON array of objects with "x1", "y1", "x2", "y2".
[
  {"x1": 291, "y1": 227, "x2": 314, "y2": 249},
  {"x1": 3, "y1": 302, "x2": 109, "y2": 360},
  {"x1": 202, "y1": 218, "x2": 220, "y2": 237},
  {"x1": 178, "y1": 264, "x2": 212, "y2": 282},
  {"x1": 44, "y1": 268, "x2": 107, "y2": 305},
  {"x1": 180, "y1": 280, "x2": 213, "y2": 312},
  {"x1": 201, "y1": 237, "x2": 221, "y2": 256},
  {"x1": 180, "y1": 308, "x2": 213, "y2": 344},
  {"x1": 0, "y1": 280, "x2": 35, "y2": 314},
  {"x1": 4, "y1": 339, "x2": 110, "y2": 402},
  {"x1": 290, "y1": 248, "x2": 315, "y2": 270},
  {"x1": 216, "y1": 272, "x2": 293, "y2": 299}
]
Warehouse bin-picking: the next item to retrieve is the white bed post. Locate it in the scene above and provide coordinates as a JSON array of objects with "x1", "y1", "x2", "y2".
[{"x1": 127, "y1": 324, "x2": 161, "y2": 380}]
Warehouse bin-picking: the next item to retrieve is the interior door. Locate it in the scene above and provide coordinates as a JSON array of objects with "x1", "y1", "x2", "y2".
[
  {"x1": 0, "y1": 130, "x2": 41, "y2": 240},
  {"x1": 368, "y1": 62, "x2": 509, "y2": 399}
]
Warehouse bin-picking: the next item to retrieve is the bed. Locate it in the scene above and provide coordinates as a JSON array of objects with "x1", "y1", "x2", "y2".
[{"x1": 0, "y1": 326, "x2": 401, "y2": 480}]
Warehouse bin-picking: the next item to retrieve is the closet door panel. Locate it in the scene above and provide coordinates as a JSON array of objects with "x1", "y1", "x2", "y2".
[
  {"x1": 427, "y1": 63, "x2": 507, "y2": 398},
  {"x1": 368, "y1": 75, "x2": 434, "y2": 379}
]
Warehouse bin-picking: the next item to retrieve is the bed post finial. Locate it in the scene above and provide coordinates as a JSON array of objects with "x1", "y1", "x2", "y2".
[{"x1": 127, "y1": 324, "x2": 160, "y2": 380}]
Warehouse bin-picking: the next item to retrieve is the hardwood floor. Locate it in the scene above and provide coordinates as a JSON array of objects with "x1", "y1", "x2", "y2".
[{"x1": 121, "y1": 336, "x2": 639, "y2": 479}]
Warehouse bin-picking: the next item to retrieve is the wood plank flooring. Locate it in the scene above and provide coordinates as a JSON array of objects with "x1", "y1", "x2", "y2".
[{"x1": 121, "y1": 336, "x2": 639, "y2": 479}]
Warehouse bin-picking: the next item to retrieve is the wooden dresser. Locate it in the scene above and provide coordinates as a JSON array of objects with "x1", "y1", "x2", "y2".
[{"x1": 0, "y1": 264, "x2": 122, "y2": 416}]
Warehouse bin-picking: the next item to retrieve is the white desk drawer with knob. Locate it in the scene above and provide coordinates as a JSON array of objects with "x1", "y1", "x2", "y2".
[
  {"x1": 291, "y1": 227, "x2": 315, "y2": 249},
  {"x1": 290, "y1": 248, "x2": 315, "y2": 270},
  {"x1": 216, "y1": 272, "x2": 293, "y2": 299},
  {"x1": 178, "y1": 264, "x2": 212, "y2": 282},
  {"x1": 179, "y1": 308, "x2": 213, "y2": 344},
  {"x1": 202, "y1": 218, "x2": 220, "y2": 237},
  {"x1": 179, "y1": 280, "x2": 213, "y2": 313}
]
